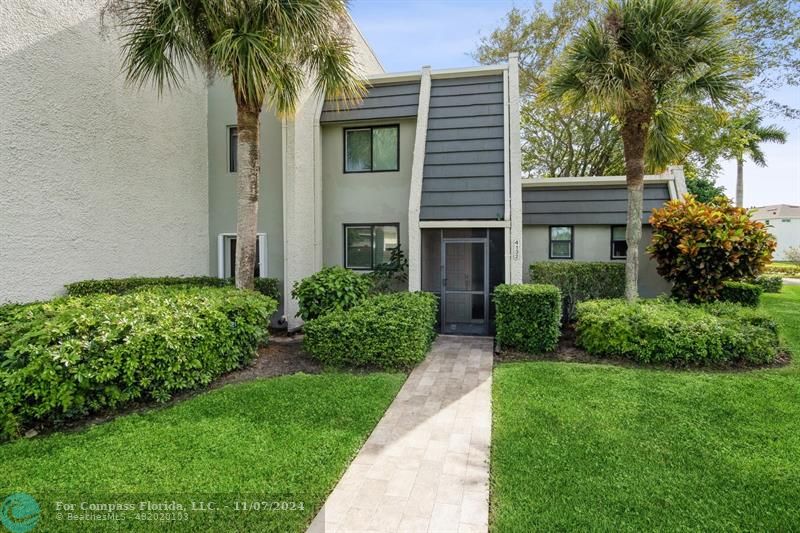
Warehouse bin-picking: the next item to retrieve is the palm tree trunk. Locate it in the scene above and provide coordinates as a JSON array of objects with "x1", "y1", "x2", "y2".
[
  {"x1": 234, "y1": 105, "x2": 260, "y2": 290},
  {"x1": 735, "y1": 157, "x2": 744, "y2": 208},
  {"x1": 621, "y1": 113, "x2": 648, "y2": 303}
]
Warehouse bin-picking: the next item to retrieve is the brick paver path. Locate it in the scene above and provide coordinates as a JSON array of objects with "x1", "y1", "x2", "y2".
[{"x1": 308, "y1": 335, "x2": 493, "y2": 533}]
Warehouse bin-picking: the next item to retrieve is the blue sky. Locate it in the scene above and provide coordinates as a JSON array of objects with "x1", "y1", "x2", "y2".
[{"x1": 350, "y1": 0, "x2": 800, "y2": 207}]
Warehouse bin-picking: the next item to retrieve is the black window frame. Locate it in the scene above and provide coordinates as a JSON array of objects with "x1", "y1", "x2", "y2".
[
  {"x1": 610, "y1": 225, "x2": 627, "y2": 260},
  {"x1": 343, "y1": 223, "x2": 401, "y2": 270},
  {"x1": 343, "y1": 124, "x2": 400, "y2": 173},
  {"x1": 227, "y1": 125, "x2": 238, "y2": 173},
  {"x1": 548, "y1": 225, "x2": 574, "y2": 260}
]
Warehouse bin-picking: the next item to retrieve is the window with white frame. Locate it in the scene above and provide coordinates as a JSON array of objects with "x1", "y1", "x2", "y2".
[
  {"x1": 549, "y1": 226, "x2": 573, "y2": 259},
  {"x1": 228, "y1": 126, "x2": 238, "y2": 173},
  {"x1": 218, "y1": 233, "x2": 266, "y2": 278},
  {"x1": 344, "y1": 224, "x2": 399, "y2": 270},
  {"x1": 611, "y1": 225, "x2": 627, "y2": 259}
]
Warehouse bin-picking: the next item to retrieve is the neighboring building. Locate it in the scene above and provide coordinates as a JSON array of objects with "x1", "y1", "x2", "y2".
[
  {"x1": 752, "y1": 205, "x2": 800, "y2": 261},
  {"x1": 1, "y1": 1, "x2": 685, "y2": 335}
]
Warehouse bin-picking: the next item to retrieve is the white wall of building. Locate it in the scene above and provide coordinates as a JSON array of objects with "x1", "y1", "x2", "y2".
[
  {"x1": 0, "y1": 0, "x2": 209, "y2": 303},
  {"x1": 762, "y1": 219, "x2": 800, "y2": 261},
  {"x1": 522, "y1": 224, "x2": 671, "y2": 297}
]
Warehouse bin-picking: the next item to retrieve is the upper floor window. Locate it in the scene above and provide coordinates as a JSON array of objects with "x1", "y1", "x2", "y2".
[
  {"x1": 228, "y1": 126, "x2": 238, "y2": 173},
  {"x1": 344, "y1": 125, "x2": 399, "y2": 173},
  {"x1": 611, "y1": 225, "x2": 627, "y2": 259},
  {"x1": 345, "y1": 223, "x2": 399, "y2": 270},
  {"x1": 549, "y1": 226, "x2": 573, "y2": 259}
]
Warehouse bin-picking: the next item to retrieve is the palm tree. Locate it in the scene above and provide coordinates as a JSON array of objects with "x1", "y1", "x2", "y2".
[
  {"x1": 103, "y1": 0, "x2": 366, "y2": 289},
  {"x1": 721, "y1": 110, "x2": 787, "y2": 207},
  {"x1": 548, "y1": 0, "x2": 744, "y2": 301}
]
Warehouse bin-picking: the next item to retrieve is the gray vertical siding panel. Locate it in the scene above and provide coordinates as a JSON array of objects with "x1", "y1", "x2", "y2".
[
  {"x1": 421, "y1": 75, "x2": 506, "y2": 220},
  {"x1": 320, "y1": 81, "x2": 420, "y2": 122},
  {"x1": 521, "y1": 184, "x2": 671, "y2": 224}
]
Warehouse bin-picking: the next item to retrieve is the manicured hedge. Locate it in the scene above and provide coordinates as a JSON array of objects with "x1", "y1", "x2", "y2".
[
  {"x1": 291, "y1": 266, "x2": 372, "y2": 321},
  {"x1": 764, "y1": 263, "x2": 800, "y2": 277},
  {"x1": 755, "y1": 275, "x2": 783, "y2": 293},
  {"x1": 576, "y1": 299, "x2": 780, "y2": 365},
  {"x1": 494, "y1": 284, "x2": 561, "y2": 354},
  {"x1": 719, "y1": 281, "x2": 762, "y2": 307},
  {"x1": 65, "y1": 276, "x2": 281, "y2": 302},
  {"x1": 529, "y1": 262, "x2": 624, "y2": 320},
  {"x1": 303, "y1": 292, "x2": 437, "y2": 369},
  {"x1": 0, "y1": 287, "x2": 276, "y2": 440}
]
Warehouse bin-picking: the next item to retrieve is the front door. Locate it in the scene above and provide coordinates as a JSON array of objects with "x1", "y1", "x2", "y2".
[{"x1": 441, "y1": 238, "x2": 489, "y2": 335}]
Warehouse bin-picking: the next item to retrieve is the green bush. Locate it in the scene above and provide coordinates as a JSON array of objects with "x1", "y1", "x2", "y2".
[
  {"x1": 291, "y1": 266, "x2": 372, "y2": 321},
  {"x1": 494, "y1": 284, "x2": 561, "y2": 354},
  {"x1": 765, "y1": 263, "x2": 800, "y2": 277},
  {"x1": 755, "y1": 275, "x2": 783, "y2": 293},
  {"x1": 719, "y1": 281, "x2": 762, "y2": 307},
  {"x1": 529, "y1": 262, "x2": 624, "y2": 320},
  {"x1": 65, "y1": 276, "x2": 281, "y2": 302},
  {"x1": 303, "y1": 292, "x2": 438, "y2": 369},
  {"x1": 575, "y1": 299, "x2": 780, "y2": 365},
  {"x1": 0, "y1": 287, "x2": 275, "y2": 440}
]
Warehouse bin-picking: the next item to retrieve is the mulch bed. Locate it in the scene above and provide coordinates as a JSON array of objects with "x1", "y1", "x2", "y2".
[{"x1": 496, "y1": 325, "x2": 791, "y2": 372}]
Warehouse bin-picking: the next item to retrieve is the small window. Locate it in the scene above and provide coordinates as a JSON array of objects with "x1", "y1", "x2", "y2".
[
  {"x1": 218, "y1": 233, "x2": 266, "y2": 278},
  {"x1": 611, "y1": 225, "x2": 627, "y2": 259},
  {"x1": 549, "y1": 226, "x2": 573, "y2": 259},
  {"x1": 344, "y1": 224, "x2": 399, "y2": 270},
  {"x1": 781, "y1": 218, "x2": 791, "y2": 223},
  {"x1": 228, "y1": 126, "x2": 238, "y2": 173},
  {"x1": 344, "y1": 125, "x2": 399, "y2": 173}
]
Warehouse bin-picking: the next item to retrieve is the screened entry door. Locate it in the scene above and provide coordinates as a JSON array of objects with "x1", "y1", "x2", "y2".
[{"x1": 441, "y1": 238, "x2": 489, "y2": 335}]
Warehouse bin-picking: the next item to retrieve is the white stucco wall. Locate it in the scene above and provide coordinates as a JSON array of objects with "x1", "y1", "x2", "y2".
[
  {"x1": 522, "y1": 224, "x2": 671, "y2": 297},
  {"x1": 759, "y1": 218, "x2": 800, "y2": 261},
  {"x1": 0, "y1": 0, "x2": 209, "y2": 303}
]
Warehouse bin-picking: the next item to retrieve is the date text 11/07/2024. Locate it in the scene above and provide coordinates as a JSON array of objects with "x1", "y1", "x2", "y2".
[{"x1": 53, "y1": 500, "x2": 305, "y2": 512}]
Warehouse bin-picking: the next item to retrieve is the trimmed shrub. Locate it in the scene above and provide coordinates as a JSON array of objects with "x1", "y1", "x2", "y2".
[
  {"x1": 303, "y1": 292, "x2": 438, "y2": 369},
  {"x1": 575, "y1": 299, "x2": 779, "y2": 365},
  {"x1": 719, "y1": 281, "x2": 762, "y2": 307},
  {"x1": 648, "y1": 195, "x2": 776, "y2": 302},
  {"x1": 765, "y1": 263, "x2": 800, "y2": 277},
  {"x1": 755, "y1": 275, "x2": 783, "y2": 293},
  {"x1": 0, "y1": 287, "x2": 275, "y2": 440},
  {"x1": 494, "y1": 284, "x2": 561, "y2": 354},
  {"x1": 65, "y1": 276, "x2": 281, "y2": 302},
  {"x1": 291, "y1": 266, "x2": 372, "y2": 321},
  {"x1": 529, "y1": 262, "x2": 624, "y2": 320}
]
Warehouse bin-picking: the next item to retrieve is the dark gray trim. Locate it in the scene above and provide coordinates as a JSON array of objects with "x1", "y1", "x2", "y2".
[
  {"x1": 321, "y1": 81, "x2": 420, "y2": 123},
  {"x1": 548, "y1": 225, "x2": 574, "y2": 260},
  {"x1": 343, "y1": 124, "x2": 400, "y2": 174},
  {"x1": 343, "y1": 222, "x2": 401, "y2": 270}
]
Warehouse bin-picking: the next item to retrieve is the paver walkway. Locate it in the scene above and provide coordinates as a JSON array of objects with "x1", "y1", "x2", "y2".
[{"x1": 308, "y1": 335, "x2": 493, "y2": 533}]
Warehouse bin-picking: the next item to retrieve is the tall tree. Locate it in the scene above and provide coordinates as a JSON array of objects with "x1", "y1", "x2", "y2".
[
  {"x1": 549, "y1": 0, "x2": 744, "y2": 301},
  {"x1": 720, "y1": 110, "x2": 788, "y2": 207},
  {"x1": 103, "y1": 0, "x2": 365, "y2": 289},
  {"x1": 473, "y1": 2, "x2": 625, "y2": 177}
]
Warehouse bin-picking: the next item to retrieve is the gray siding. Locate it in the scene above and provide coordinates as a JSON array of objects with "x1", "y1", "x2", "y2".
[
  {"x1": 320, "y1": 81, "x2": 420, "y2": 123},
  {"x1": 421, "y1": 75, "x2": 505, "y2": 220},
  {"x1": 522, "y1": 184, "x2": 671, "y2": 225}
]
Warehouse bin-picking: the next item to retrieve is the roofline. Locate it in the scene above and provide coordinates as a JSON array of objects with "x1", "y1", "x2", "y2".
[
  {"x1": 346, "y1": 12, "x2": 385, "y2": 74},
  {"x1": 521, "y1": 175, "x2": 673, "y2": 187},
  {"x1": 367, "y1": 63, "x2": 508, "y2": 84}
]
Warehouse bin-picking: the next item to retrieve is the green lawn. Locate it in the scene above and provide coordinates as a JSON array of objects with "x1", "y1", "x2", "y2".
[
  {"x1": 0, "y1": 372, "x2": 404, "y2": 532},
  {"x1": 491, "y1": 286, "x2": 800, "y2": 532}
]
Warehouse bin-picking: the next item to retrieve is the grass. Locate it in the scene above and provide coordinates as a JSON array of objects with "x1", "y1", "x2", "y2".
[
  {"x1": 491, "y1": 286, "x2": 800, "y2": 532},
  {"x1": 0, "y1": 372, "x2": 405, "y2": 532}
]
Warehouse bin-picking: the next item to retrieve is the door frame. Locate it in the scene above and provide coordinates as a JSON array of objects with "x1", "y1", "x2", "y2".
[{"x1": 440, "y1": 236, "x2": 490, "y2": 335}]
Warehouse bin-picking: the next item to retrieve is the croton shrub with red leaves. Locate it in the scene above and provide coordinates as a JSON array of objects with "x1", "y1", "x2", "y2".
[{"x1": 647, "y1": 195, "x2": 776, "y2": 302}]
